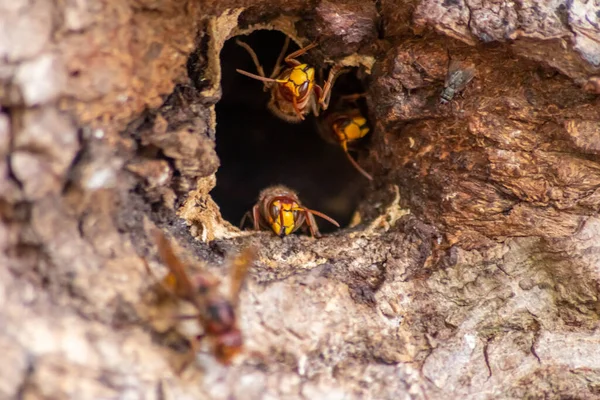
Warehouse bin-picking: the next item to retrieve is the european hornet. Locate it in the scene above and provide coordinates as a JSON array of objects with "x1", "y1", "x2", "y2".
[
  {"x1": 236, "y1": 37, "x2": 342, "y2": 123},
  {"x1": 318, "y1": 94, "x2": 373, "y2": 180},
  {"x1": 145, "y1": 229, "x2": 256, "y2": 367},
  {"x1": 241, "y1": 185, "x2": 340, "y2": 238}
]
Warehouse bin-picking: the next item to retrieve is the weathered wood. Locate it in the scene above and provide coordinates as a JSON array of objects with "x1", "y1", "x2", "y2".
[{"x1": 1, "y1": 0, "x2": 600, "y2": 399}]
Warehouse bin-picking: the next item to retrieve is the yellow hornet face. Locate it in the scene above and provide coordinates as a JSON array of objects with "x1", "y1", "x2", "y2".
[
  {"x1": 281, "y1": 64, "x2": 315, "y2": 99},
  {"x1": 267, "y1": 199, "x2": 300, "y2": 236},
  {"x1": 333, "y1": 114, "x2": 369, "y2": 151}
]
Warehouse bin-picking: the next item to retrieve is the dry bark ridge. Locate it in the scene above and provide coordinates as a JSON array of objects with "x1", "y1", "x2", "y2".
[{"x1": 1, "y1": 0, "x2": 600, "y2": 399}]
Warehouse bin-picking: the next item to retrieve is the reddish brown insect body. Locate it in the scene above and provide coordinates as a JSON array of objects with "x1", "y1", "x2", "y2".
[
  {"x1": 236, "y1": 37, "x2": 342, "y2": 123},
  {"x1": 150, "y1": 230, "x2": 255, "y2": 366},
  {"x1": 241, "y1": 185, "x2": 340, "y2": 238},
  {"x1": 323, "y1": 108, "x2": 372, "y2": 180},
  {"x1": 315, "y1": 92, "x2": 373, "y2": 180}
]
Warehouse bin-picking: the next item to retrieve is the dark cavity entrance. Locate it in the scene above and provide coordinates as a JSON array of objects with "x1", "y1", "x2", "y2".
[{"x1": 210, "y1": 30, "x2": 369, "y2": 233}]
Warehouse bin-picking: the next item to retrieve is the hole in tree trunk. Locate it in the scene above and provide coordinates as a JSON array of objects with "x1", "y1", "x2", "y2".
[{"x1": 210, "y1": 30, "x2": 371, "y2": 234}]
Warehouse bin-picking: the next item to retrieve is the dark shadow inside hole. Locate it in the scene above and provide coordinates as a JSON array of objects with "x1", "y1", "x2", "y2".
[{"x1": 210, "y1": 30, "x2": 370, "y2": 233}]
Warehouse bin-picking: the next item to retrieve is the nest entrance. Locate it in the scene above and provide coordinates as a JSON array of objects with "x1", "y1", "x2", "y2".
[{"x1": 210, "y1": 30, "x2": 370, "y2": 234}]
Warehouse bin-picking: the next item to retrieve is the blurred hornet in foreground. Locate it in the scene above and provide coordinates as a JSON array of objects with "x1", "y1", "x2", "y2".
[
  {"x1": 236, "y1": 37, "x2": 342, "y2": 123},
  {"x1": 440, "y1": 59, "x2": 476, "y2": 104},
  {"x1": 241, "y1": 185, "x2": 340, "y2": 238},
  {"x1": 145, "y1": 229, "x2": 256, "y2": 367}
]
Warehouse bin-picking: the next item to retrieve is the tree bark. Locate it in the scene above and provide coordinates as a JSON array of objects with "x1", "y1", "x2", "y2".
[{"x1": 1, "y1": 0, "x2": 600, "y2": 399}]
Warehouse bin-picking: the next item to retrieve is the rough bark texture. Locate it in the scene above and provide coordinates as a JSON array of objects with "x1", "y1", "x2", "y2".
[{"x1": 1, "y1": 0, "x2": 600, "y2": 399}]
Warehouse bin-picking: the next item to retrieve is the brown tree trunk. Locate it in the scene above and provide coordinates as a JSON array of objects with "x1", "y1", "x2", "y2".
[{"x1": 2, "y1": 0, "x2": 600, "y2": 399}]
